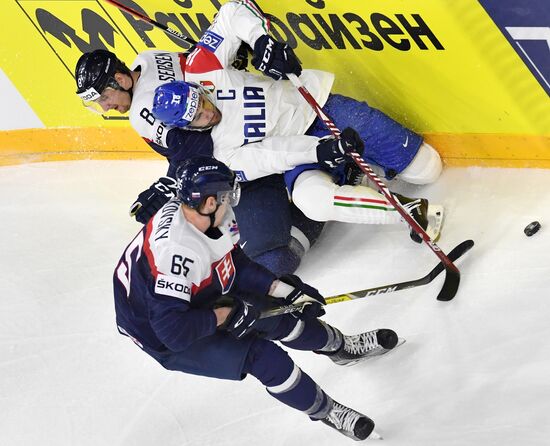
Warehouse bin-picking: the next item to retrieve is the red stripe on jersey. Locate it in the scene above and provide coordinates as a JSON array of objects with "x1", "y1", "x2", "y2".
[
  {"x1": 185, "y1": 47, "x2": 223, "y2": 74},
  {"x1": 190, "y1": 246, "x2": 238, "y2": 295},
  {"x1": 191, "y1": 270, "x2": 213, "y2": 295},
  {"x1": 142, "y1": 137, "x2": 152, "y2": 144},
  {"x1": 334, "y1": 195, "x2": 389, "y2": 205},
  {"x1": 178, "y1": 53, "x2": 187, "y2": 73},
  {"x1": 142, "y1": 220, "x2": 159, "y2": 279}
]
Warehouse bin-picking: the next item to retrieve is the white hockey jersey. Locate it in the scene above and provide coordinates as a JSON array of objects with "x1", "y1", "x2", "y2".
[
  {"x1": 185, "y1": 0, "x2": 335, "y2": 181},
  {"x1": 129, "y1": 50, "x2": 187, "y2": 147},
  {"x1": 144, "y1": 200, "x2": 242, "y2": 303}
]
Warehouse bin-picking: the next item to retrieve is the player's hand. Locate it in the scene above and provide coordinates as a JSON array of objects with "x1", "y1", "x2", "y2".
[
  {"x1": 316, "y1": 127, "x2": 364, "y2": 169},
  {"x1": 130, "y1": 176, "x2": 177, "y2": 224},
  {"x1": 213, "y1": 307, "x2": 233, "y2": 326},
  {"x1": 277, "y1": 274, "x2": 326, "y2": 320},
  {"x1": 220, "y1": 300, "x2": 261, "y2": 339},
  {"x1": 252, "y1": 35, "x2": 302, "y2": 81}
]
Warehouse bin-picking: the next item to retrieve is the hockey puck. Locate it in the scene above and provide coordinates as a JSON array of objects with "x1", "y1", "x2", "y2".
[{"x1": 524, "y1": 221, "x2": 541, "y2": 237}]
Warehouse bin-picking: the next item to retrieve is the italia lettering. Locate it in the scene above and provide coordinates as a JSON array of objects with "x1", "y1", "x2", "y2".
[{"x1": 243, "y1": 86, "x2": 266, "y2": 144}]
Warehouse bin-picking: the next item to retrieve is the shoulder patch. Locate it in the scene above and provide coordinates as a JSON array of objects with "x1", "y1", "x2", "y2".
[
  {"x1": 215, "y1": 252, "x2": 236, "y2": 295},
  {"x1": 198, "y1": 30, "x2": 224, "y2": 52}
]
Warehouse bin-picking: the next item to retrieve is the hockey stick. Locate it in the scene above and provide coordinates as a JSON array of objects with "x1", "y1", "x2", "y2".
[
  {"x1": 286, "y1": 73, "x2": 465, "y2": 301},
  {"x1": 103, "y1": 0, "x2": 198, "y2": 46},
  {"x1": 102, "y1": 0, "x2": 464, "y2": 301},
  {"x1": 260, "y1": 239, "x2": 474, "y2": 319}
]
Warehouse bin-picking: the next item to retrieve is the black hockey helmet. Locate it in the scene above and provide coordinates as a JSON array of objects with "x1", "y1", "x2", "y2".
[
  {"x1": 176, "y1": 156, "x2": 240, "y2": 210},
  {"x1": 74, "y1": 49, "x2": 131, "y2": 102}
]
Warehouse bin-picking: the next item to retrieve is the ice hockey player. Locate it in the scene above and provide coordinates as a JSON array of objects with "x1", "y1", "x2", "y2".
[
  {"x1": 151, "y1": 0, "x2": 444, "y2": 241},
  {"x1": 74, "y1": 48, "x2": 325, "y2": 276},
  {"x1": 113, "y1": 156, "x2": 400, "y2": 441}
]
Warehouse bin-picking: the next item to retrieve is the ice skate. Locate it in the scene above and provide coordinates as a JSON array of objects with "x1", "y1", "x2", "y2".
[
  {"x1": 393, "y1": 193, "x2": 444, "y2": 243},
  {"x1": 320, "y1": 398, "x2": 380, "y2": 441},
  {"x1": 321, "y1": 328, "x2": 401, "y2": 366}
]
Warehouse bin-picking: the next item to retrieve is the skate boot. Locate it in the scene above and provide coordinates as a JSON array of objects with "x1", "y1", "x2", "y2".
[
  {"x1": 393, "y1": 193, "x2": 444, "y2": 243},
  {"x1": 320, "y1": 397, "x2": 377, "y2": 441},
  {"x1": 322, "y1": 328, "x2": 399, "y2": 366}
]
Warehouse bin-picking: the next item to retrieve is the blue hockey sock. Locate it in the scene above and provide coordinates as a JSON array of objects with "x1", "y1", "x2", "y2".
[
  {"x1": 244, "y1": 338, "x2": 331, "y2": 418},
  {"x1": 254, "y1": 316, "x2": 342, "y2": 352},
  {"x1": 281, "y1": 319, "x2": 343, "y2": 353}
]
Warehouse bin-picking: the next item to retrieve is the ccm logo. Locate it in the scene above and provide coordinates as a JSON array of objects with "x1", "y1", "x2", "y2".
[
  {"x1": 258, "y1": 38, "x2": 274, "y2": 72},
  {"x1": 198, "y1": 165, "x2": 219, "y2": 171}
]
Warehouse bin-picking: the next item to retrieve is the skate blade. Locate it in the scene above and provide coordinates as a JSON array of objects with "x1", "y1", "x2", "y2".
[
  {"x1": 426, "y1": 205, "x2": 444, "y2": 241},
  {"x1": 339, "y1": 338, "x2": 406, "y2": 367},
  {"x1": 369, "y1": 429, "x2": 384, "y2": 440}
]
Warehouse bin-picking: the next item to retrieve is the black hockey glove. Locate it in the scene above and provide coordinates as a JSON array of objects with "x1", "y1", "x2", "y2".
[
  {"x1": 232, "y1": 42, "x2": 251, "y2": 71},
  {"x1": 129, "y1": 177, "x2": 177, "y2": 224},
  {"x1": 316, "y1": 127, "x2": 365, "y2": 170},
  {"x1": 277, "y1": 274, "x2": 326, "y2": 320},
  {"x1": 252, "y1": 35, "x2": 302, "y2": 81},
  {"x1": 221, "y1": 299, "x2": 262, "y2": 339}
]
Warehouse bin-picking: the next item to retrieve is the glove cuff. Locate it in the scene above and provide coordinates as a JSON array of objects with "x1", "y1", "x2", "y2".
[{"x1": 271, "y1": 280, "x2": 295, "y2": 298}]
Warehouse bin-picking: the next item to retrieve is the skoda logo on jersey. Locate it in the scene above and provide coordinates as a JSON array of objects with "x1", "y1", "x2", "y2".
[
  {"x1": 215, "y1": 252, "x2": 236, "y2": 294},
  {"x1": 198, "y1": 30, "x2": 224, "y2": 52}
]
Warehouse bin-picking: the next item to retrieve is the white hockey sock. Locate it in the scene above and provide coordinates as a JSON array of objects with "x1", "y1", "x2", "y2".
[
  {"x1": 398, "y1": 142, "x2": 442, "y2": 185},
  {"x1": 292, "y1": 170, "x2": 401, "y2": 225}
]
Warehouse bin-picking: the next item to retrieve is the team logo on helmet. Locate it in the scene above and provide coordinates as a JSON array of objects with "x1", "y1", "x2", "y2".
[{"x1": 182, "y1": 88, "x2": 200, "y2": 123}]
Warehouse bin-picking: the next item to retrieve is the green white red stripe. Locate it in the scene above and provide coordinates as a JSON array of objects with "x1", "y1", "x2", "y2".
[
  {"x1": 333, "y1": 195, "x2": 397, "y2": 211},
  {"x1": 238, "y1": 0, "x2": 269, "y2": 33}
]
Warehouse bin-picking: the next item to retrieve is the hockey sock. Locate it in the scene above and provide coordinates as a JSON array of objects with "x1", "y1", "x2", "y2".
[
  {"x1": 244, "y1": 338, "x2": 332, "y2": 418},
  {"x1": 292, "y1": 170, "x2": 402, "y2": 225},
  {"x1": 282, "y1": 319, "x2": 343, "y2": 353}
]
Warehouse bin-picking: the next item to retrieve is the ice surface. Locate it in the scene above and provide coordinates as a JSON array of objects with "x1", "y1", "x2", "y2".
[{"x1": 1, "y1": 161, "x2": 549, "y2": 446}]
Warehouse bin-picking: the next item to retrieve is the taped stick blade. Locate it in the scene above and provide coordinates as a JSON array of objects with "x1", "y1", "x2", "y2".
[{"x1": 436, "y1": 239, "x2": 474, "y2": 301}]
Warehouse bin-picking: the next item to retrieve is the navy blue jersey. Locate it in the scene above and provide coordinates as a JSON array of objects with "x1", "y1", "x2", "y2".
[{"x1": 113, "y1": 200, "x2": 276, "y2": 354}]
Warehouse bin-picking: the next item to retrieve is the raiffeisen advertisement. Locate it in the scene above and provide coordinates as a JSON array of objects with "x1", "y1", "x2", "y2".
[{"x1": 0, "y1": 0, "x2": 548, "y2": 166}]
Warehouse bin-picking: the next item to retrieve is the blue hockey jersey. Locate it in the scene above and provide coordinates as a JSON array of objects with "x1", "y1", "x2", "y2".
[{"x1": 113, "y1": 199, "x2": 276, "y2": 354}]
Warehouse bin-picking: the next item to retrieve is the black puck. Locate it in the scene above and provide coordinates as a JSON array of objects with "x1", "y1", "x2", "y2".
[{"x1": 524, "y1": 221, "x2": 541, "y2": 237}]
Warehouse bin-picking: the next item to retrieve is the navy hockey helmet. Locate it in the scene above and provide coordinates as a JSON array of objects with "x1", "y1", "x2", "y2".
[
  {"x1": 152, "y1": 81, "x2": 202, "y2": 127},
  {"x1": 176, "y1": 156, "x2": 240, "y2": 210},
  {"x1": 74, "y1": 49, "x2": 130, "y2": 102}
]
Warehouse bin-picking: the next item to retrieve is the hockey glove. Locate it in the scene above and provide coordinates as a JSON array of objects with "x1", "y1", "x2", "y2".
[
  {"x1": 130, "y1": 176, "x2": 177, "y2": 224},
  {"x1": 252, "y1": 35, "x2": 302, "y2": 81},
  {"x1": 316, "y1": 127, "x2": 365, "y2": 170},
  {"x1": 275, "y1": 274, "x2": 326, "y2": 320},
  {"x1": 221, "y1": 299, "x2": 261, "y2": 339},
  {"x1": 232, "y1": 42, "x2": 251, "y2": 71}
]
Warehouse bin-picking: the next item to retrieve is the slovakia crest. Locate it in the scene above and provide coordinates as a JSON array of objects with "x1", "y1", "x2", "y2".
[{"x1": 215, "y1": 253, "x2": 236, "y2": 294}]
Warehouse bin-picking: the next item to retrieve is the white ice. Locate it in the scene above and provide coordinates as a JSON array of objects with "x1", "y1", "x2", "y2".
[{"x1": 1, "y1": 161, "x2": 549, "y2": 446}]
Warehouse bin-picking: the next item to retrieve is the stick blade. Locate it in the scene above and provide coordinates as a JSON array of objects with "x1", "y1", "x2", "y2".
[
  {"x1": 436, "y1": 239, "x2": 474, "y2": 301},
  {"x1": 436, "y1": 268, "x2": 461, "y2": 301}
]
